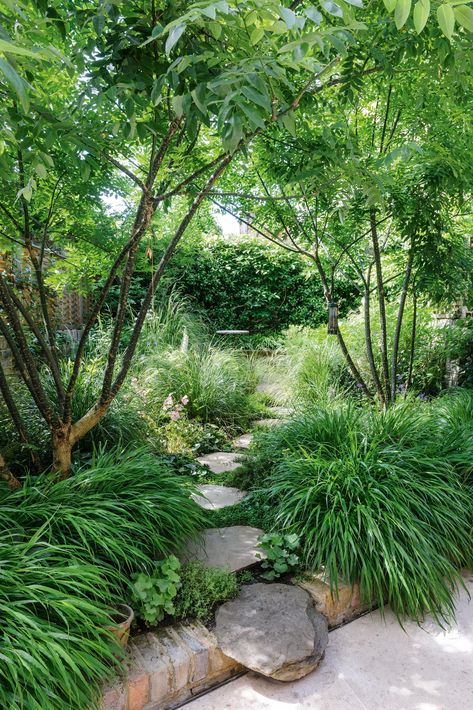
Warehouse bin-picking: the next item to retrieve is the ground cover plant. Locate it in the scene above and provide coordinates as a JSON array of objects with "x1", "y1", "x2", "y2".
[{"x1": 244, "y1": 398, "x2": 473, "y2": 624}]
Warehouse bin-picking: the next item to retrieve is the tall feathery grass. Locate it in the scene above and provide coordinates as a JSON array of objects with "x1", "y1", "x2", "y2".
[{"x1": 141, "y1": 346, "x2": 258, "y2": 431}]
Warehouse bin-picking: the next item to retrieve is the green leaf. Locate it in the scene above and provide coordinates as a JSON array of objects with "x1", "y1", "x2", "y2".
[
  {"x1": 0, "y1": 57, "x2": 29, "y2": 112},
  {"x1": 209, "y1": 21, "x2": 223, "y2": 39},
  {"x1": 172, "y1": 95, "x2": 185, "y2": 117},
  {"x1": 250, "y1": 27, "x2": 265, "y2": 45},
  {"x1": 165, "y1": 24, "x2": 186, "y2": 55},
  {"x1": 305, "y1": 7, "x2": 323, "y2": 24},
  {"x1": 34, "y1": 163, "x2": 47, "y2": 179},
  {"x1": 454, "y1": 4, "x2": 473, "y2": 30},
  {"x1": 201, "y1": 5, "x2": 217, "y2": 19},
  {"x1": 321, "y1": 0, "x2": 344, "y2": 17},
  {"x1": 241, "y1": 85, "x2": 271, "y2": 112},
  {"x1": 240, "y1": 103, "x2": 266, "y2": 129},
  {"x1": 191, "y1": 83, "x2": 207, "y2": 114},
  {"x1": 0, "y1": 39, "x2": 45, "y2": 59},
  {"x1": 394, "y1": 0, "x2": 412, "y2": 28},
  {"x1": 413, "y1": 0, "x2": 430, "y2": 33},
  {"x1": 437, "y1": 3, "x2": 455, "y2": 38},
  {"x1": 140, "y1": 23, "x2": 163, "y2": 47},
  {"x1": 282, "y1": 111, "x2": 296, "y2": 136},
  {"x1": 383, "y1": 0, "x2": 397, "y2": 11},
  {"x1": 279, "y1": 6, "x2": 297, "y2": 28},
  {"x1": 92, "y1": 15, "x2": 106, "y2": 36},
  {"x1": 344, "y1": 0, "x2": 364, "y2": 7}
]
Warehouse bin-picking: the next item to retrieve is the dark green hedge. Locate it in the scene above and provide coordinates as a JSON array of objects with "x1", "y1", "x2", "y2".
[{"x1": 135, "y1": 238, "x2": 359, "y2": 333}]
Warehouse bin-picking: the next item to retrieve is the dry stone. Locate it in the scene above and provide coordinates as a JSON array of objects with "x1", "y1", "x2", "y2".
[
  {"x1": 215, "y1": 583, "x2": 328, "y2": 681},
  {"x1": 196, "y1": 452, "x2": 242, "y2": 474},
  {"x1": 182, "y1": 526, "x2": 265, "y2": 572}
]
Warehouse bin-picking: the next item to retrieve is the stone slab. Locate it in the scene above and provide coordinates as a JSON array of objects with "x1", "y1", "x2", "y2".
[
  {"x1": 232, "y1": 433, "x2": 253, "y2": 449},
  {"x1": 215, "y1": 583, "x2": 328, "y2": 682},
  {"x1": 253, "y1": 418, "x2": 283, "y2": 428},
  {"x1": 188, "y1": 574, "x2": 473, "y2": 710},
  {"x1": 196, "y1": 452, "x2": 242, "y2": 474},
  {"x1": 182, "y1": 526, "x2": 265, "y2": 572},
  {"x1": 267, "y1": 406, "x2": 294, "y2": 417},
  {"x1": 191, "y1": 484, "x2": 246, "y2": 510}
]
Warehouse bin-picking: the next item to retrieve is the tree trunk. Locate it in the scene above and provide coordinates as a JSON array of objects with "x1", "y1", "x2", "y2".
[
  {"x1": 52, "y1": 424, "x2": 73, "y2": 479},
  {"x1": 370, "y1": 210, "x2": 390, "y2": 403},
  {"x1": 391, "y1": 243, "x2": 414, "y2": 401}
]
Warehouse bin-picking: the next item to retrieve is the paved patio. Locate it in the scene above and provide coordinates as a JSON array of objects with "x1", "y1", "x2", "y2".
[{"x1": 188, "y1": 573, "x2": 473, "y2": 710}]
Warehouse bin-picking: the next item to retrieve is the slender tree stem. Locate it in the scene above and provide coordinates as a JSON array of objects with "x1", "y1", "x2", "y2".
[
  {"x1": 370, "y1": 210, "x2": 390, "y2": 403},
  {"x1": 391, "y1": 241, "x2": 414, "y2": 400}
]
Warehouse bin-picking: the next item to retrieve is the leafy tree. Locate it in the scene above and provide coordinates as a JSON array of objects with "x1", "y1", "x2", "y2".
[
  {"x1": 0, "y1": 0, "x2": 388, "y2": 482},
  {"x1": 214, "y1": 43, "x2": 473, "y2": 405}
]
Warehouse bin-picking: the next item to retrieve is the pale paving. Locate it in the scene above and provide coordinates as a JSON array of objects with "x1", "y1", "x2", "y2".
[
  {"x1": 197, "y1": 451, "x2": 243, "y2": 474},
  {"x1": 181, "y1": 526, "x2": 265, "y2": 573},
  {"x1": 188, "y1": 573, "x2": 473, "y2": 710},
  {"x1": 192, "y1": 484, "x2": 246, "y2": 510}
]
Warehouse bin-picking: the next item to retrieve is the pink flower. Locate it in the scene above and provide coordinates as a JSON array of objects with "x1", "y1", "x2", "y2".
[
  {"x1": 162, "y1": 394, "x2": 174, "y2": 411},
  {"x1": 181, "y1": 395, "x2": 189, "y2": 406},
  {"x1": 170, "y1": 410, "x2": 180, "y2": 421}
]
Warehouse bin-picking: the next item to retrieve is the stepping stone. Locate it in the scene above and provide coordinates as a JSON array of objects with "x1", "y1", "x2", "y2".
[
  {"x1": 253, "y1": 418, "x2": 283, "y2": 428},
  {"x1": 232, "y1": 433, "x2": 253, "y2": 449},
  {"x1": 216, "y1": 583, "x2": 328, "y2": 682},
  {"x1": 196, "y1": 452, "x2": 242, "y2": 474},
  {"x1": 192, "y1": 484, "x2": 246, "y2": 510},
  {"x1": 268, "y1": 406, "x2": 294, "y2": 418},
  {"x1": 182, "y1": 526, "x2": 265, "y2": 572}
]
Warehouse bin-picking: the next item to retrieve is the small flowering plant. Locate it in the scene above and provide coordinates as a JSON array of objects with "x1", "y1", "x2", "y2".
[{"x1": 162, "y1": 393, "x2": 189, "y2": 421}]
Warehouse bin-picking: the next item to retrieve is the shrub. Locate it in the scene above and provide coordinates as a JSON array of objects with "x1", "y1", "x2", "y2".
[
  {"x1": 157, "y1": 237, "x2": 359, "y2": 332},
  {"x1": 132, "y1": 556, "x2": 181, "y2": 626},
  {"x1": 143, "y1": 346, "x2": 258, "y2": 431},
  {"x1": 252, "y1": 402, "x2": 473, "y2": 623},
  {"x1": 173, "y1": 562, "x2": 238, "y2": 622},
  {"x1": 0, "y1": 534, "x2": 119, "y2": 710},
  {"x1": 0, "y1": 447, "x2": 205, "y2": 591}
]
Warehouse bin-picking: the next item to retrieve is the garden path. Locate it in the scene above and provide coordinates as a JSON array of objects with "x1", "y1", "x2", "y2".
[
  {"x1": 186, "y1": 573, "x2": 473, "y2": 710},
  {"x1": 186, "y1": 407, "x2": 288, "y2": 572}
]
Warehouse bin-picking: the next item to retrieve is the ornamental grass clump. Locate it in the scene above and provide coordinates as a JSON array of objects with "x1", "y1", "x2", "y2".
[
  {"x1": 144, "y1": 346, "x2": 258, "y2": 431},
  {"x1": 0, "y1": 447, "x2": 204, "y2": 591},
  {"x1": 256, "y1": 402, "x2": 473, "y2": 624},
  {"x1": 0, "y1": 534, "x2": 119, "y2": 710}
]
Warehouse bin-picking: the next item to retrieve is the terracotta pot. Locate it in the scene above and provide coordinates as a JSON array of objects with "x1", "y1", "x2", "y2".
[{"x1": 106, "y1": 604, "x2": 134, "y2": 649}]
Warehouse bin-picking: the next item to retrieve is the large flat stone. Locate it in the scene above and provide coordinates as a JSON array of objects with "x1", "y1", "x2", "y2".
[
  {"x1": 196, "y1": 452, "x2": 242, "y2": 474},
  {"x1": 216, "y1": 583, "x2": 328, "y2": 681},
  {"x1": 191, "y1": 484, "x2": 246, "y2": 510},
  {"x1": 182, "y1": 526, "x2": 265, "y2": 572}
]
